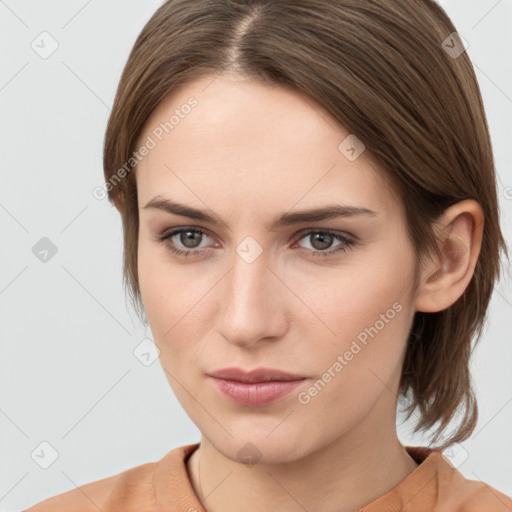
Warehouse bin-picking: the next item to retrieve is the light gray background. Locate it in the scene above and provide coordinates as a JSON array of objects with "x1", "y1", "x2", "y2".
[{"x1": 0, "y1": 0, "x2": 511, "y2": 510}]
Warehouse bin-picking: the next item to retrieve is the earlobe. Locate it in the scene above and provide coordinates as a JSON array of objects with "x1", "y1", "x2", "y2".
[{"x1": 414, "y1": 200, "x2": 484, "y2": 313}]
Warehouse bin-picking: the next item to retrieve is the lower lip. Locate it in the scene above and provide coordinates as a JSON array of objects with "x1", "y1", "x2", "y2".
[{"x1": 209, "y1": 377, "x2": 306, "y2": 406}]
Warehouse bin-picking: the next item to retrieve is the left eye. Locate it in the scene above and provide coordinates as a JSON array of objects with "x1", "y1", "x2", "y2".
[
  {"x1": 295, "y1": 230, "x2": 354, "y2": 257},
  {"x1": 156, "y1": 228, "x2": 354, "y2": 258}
]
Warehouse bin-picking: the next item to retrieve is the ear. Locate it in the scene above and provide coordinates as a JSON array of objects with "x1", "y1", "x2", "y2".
[{"x1": 414, "y1": 199, "x2": 484, "y2": 313}]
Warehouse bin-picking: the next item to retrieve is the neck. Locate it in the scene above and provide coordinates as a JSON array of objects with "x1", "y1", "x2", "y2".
[{"x1": 186, "y1": 407, "x2": 419, "y2": 512}]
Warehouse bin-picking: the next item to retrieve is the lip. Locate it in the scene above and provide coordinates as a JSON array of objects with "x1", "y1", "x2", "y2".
[
  {"x1": 208, "y1": 367, "x2": 307, "y2": 383},
  {"x1": 207, "y1": 367, "x2": 307, "y2": 407}
]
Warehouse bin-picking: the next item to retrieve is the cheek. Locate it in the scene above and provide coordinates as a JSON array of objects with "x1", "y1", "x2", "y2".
[
  {"x1": 295, "y1": 241, "x2": 416, "y2": 388},
  {"x1": 298, "y1": 241, "x2": 414, "y2": 336},
  {"x1": 137, "y1": 239, "x2": 214, "y2": 363},
  {"x1": 138, "y1": 241, "x2": 169, "y2": 330},
  {"x1": 138, "y1": 240, "x2": 187, "y2": 344}
]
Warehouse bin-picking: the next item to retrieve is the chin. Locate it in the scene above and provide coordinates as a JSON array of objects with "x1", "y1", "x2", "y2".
[{"x1": 206, "y1": 425, "x2": 322, "y2": 466}]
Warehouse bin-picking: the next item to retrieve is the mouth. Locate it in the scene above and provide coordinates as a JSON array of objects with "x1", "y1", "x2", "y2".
[
  {"x1": 207, "y1": 367, "x2": 307, "y2": 406},
  {"x1": 208, "y1": 366, "x2": 307, "y2": 382}
]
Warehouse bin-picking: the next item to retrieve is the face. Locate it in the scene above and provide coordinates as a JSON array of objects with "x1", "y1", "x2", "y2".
[{"x1": 135, "y1": 74, "x2": 420, "y2": 464}]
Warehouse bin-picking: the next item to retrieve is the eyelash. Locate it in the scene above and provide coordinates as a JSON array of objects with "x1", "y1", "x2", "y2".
[{"x1": 156, "y1": 227, "x2": 355, "y2": 259}]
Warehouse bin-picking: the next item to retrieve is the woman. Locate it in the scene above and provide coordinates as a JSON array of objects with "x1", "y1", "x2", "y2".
[{"x1": 25, "y1": 0, "x2": 511, "y2": 510}]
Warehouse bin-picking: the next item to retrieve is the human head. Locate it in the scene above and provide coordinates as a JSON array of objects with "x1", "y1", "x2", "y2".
[{"x1": 103, "y1": 0, "x2": 508, "y2": 451}]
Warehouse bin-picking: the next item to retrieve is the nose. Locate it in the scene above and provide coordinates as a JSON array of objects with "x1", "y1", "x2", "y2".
[{"x1": 216, "y1": 248, "x2": 289, "y2": 348}]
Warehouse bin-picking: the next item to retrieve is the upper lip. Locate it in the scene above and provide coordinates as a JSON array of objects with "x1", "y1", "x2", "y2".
[{"x1": 208, "y1": 367, "x2": 307, "y2": 383}]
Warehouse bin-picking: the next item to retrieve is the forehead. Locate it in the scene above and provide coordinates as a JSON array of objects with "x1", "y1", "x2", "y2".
[{"x1": 135, "y1": 74, "x2": 398, "y2": 216}]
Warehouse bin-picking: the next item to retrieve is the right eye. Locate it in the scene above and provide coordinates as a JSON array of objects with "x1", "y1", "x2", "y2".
[{"x1": 157, "y1": 227, "x2": 216, "y2": 257}]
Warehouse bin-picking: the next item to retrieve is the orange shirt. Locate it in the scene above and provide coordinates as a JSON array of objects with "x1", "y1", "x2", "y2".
[{"x1": 24, "y1": 443, "x2": 512, "y2": 511}]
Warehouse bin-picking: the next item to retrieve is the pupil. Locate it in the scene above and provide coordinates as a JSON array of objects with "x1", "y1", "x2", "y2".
[
  {"x1": 312, "y1": 233, "x2": 332, "y2": 250},
  {"x1": 181, "y1": 230, "x2": 201, "y2": 248}
]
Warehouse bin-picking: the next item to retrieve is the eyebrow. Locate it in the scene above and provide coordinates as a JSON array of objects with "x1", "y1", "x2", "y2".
[{"x1": 142, "y1": 196, "x2": 378, "y2": 231}]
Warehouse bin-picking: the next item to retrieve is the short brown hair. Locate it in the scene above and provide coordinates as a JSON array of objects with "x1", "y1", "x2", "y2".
[{"x1": 103, "y1": 0, "x2": 509, "y2": 450}]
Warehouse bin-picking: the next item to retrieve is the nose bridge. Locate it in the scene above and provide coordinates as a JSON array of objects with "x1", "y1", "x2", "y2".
[
  {"x1": 230, "y1": 230, "x2": 269, "y2": 290},
  {"x1": 217, "y1": 239, "x2": 286, "y2": 346},
  {"x1": 229, "y1": 242, "x2": 271, "y2": 314}
]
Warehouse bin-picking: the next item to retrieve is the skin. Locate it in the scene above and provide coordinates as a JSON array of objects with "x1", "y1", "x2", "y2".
[{"x1": 114, "y1": 73, "x2": 484, "y2": 512}]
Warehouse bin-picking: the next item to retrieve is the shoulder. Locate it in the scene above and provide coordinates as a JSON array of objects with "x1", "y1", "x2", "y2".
[
  {"x1": 417, "y1": 448, "x2": 512, "y2": 511},
  {"x1": 438, "y1": 471, "x2": 512, "y2": 511},
  {"x1": 363, "y1": 447, "x2": 512, "y2": 512},
  {"x1": 23, "y1": 443, "x2": 200, "y2": 512},
  {"x1": 23, "y1": 459, "x2": 159, "y2": 512}
]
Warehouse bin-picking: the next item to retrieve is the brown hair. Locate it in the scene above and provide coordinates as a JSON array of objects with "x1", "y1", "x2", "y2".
[{"x1": 103, "y1": 0, "x2": 509, "y2": 450}]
